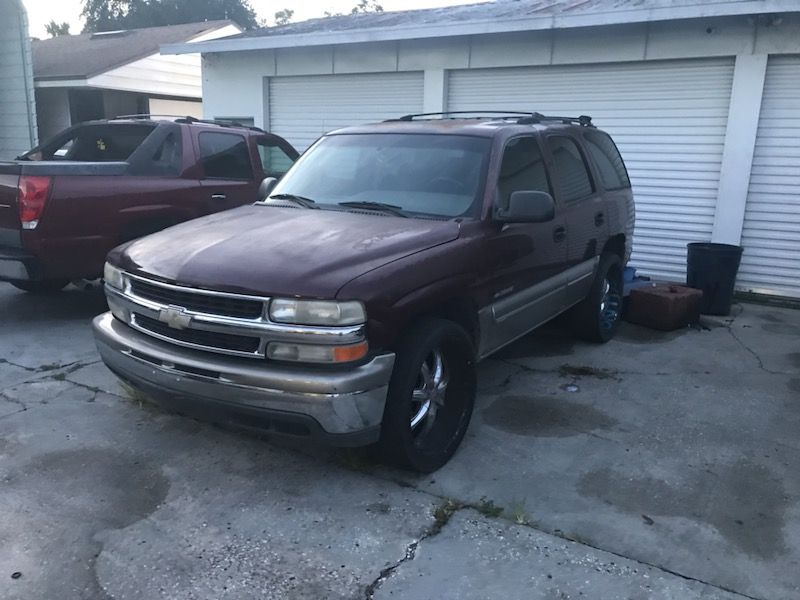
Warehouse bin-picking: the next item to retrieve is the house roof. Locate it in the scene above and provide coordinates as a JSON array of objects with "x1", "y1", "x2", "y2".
[
  {"x1": 162, "y1": 0, "x2": 797, "y2": 55},
  {"x1": 33, "y1": 20, "x2": 235, "y2": 81}
]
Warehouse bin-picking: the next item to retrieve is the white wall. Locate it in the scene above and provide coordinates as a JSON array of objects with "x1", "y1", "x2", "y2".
[
  {"x1": 89, "y1": 23, "x2": 241, "y2": 99},
  {"x1": 0, "y1": 0, "x2": 37, "y2": 158},
  {"x1": 149, "y1": 97, "x2": 202, "y2": 119},
  {"x1": 34, "y1": 87, "x2": 70, "y2": 141}
]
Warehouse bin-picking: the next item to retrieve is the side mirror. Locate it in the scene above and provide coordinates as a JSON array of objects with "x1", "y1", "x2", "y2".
[
  {"x1": 495, "y1": 191, "x2": 555, "y2": 224},
  {"x1": 257, "y1": 177, "x2": 278, "y2": 201}
]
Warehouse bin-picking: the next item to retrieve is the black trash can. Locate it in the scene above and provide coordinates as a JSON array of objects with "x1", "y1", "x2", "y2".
[{"x1": 686, "y1": 242, "x2": 743, "y2": 316}]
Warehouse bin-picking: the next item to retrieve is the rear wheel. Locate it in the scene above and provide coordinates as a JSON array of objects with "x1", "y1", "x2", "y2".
[
  {"x1": 378, "y1": 318, "x2": 476, "y2": 473},
  {"x1": 570, "y1": 253, "x2": 623, "y2": 343},
  {"x1": 10, "y1": 279, "x2": 69, "y2": 293}
]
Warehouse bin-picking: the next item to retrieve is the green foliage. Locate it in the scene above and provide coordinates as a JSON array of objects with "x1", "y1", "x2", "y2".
[
  {"x1": 81, "y1": 0, "x2": 259, "y2": 32},
  {"x1": 350, "y1": 0, "x2": 384, "y2": 14},
  {"x1": 45, "y1": 20, "x2": 72, "y2": 37},
  {"x1": 273, "y1": 8, "x2": 294, "y2": 26}
]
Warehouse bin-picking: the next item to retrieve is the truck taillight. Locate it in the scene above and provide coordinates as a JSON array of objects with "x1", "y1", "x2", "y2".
[{"x1": 18, "y1": 176, "x2": 51, "y2": 229}]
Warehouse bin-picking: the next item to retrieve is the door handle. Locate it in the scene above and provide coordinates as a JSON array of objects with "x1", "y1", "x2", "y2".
[
  {"x1": 553, "y1": 226, "x2": 567, "y2": 243},
  {"x1": 211, "y1": 194, "x2": 227, "y2": 201},
  {"x1": 594, "y1": 211, "x2": 605, "y2": 227}
]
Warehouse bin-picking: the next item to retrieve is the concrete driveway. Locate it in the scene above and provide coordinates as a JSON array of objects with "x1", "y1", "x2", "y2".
[{"x1": 1, "y1": 283, "x2": 798, "y2": 600}]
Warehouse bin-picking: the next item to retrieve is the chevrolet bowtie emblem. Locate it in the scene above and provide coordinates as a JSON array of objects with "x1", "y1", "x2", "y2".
[{"x1": 158, "y1": 305, "x2": 192, "y2": 330}]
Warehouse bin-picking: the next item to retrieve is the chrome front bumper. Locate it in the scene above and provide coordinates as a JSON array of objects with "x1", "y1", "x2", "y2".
[{"x1": 93, "y1": 312, "x2": 395, "y2": 445}]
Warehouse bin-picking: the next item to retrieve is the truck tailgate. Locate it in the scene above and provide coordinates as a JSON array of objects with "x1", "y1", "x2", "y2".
[{"x1": 0, "y1": 163, "x2": 21, "y2": 242}]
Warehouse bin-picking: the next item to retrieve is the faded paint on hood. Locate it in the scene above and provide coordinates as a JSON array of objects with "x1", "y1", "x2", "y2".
[{"x1": 115, "y1": 204, "x2": 461, "y2": 298}]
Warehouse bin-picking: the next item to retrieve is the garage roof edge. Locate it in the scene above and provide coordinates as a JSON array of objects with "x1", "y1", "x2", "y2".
[{"x1": 161, "y1": 0, "x2": 796, "y2": 55}]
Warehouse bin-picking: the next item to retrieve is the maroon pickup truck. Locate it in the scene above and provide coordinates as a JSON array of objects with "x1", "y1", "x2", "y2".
[{"x1": 0, "y1": 118, "x2": 298, "y2": 292}]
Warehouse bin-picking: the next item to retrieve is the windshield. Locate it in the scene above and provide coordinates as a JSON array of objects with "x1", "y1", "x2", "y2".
[{"x1": 270, "y1": 133, "x2": 491, "y2": 218}]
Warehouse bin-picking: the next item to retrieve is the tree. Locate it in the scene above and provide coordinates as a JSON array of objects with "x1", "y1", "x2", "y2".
[
  {"x1": 45, "y1": 20, "x2": 72, "y2": 37},
  {"x1": 273, "y1": 8, "x2": 294, "y2": 26},
  {"x1": 350, "y1": 0, "x2": 383, "y2": 14},
  {"x1": 81, "y1": 0, "x2": 260, "y2": 32}
]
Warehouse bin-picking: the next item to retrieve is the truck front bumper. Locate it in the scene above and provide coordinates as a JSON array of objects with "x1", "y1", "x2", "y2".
[{"x1": 93, "y1": 312, "x2": 395, "y2": 446}]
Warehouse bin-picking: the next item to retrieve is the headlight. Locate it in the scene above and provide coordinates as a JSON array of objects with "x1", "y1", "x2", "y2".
[
  {"x1": 269, "y1": 299, "x2": 366, "y2": 326},
  {"x1": 103, "y1": 262, "x2": 124, "y2": 290}
]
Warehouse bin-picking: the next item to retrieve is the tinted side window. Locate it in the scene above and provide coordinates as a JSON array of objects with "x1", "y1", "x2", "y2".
[
  {"x1": 150, "y1": 132, "x2": 182, "y2": 175},
  {"x1": 257, "y1": 140, "x2": 295, "y2": 177},
  {"x1": 199, "y1": 132, "x2": 252, "y2": 179},
  {"x1": 547, "y1": 136, "x2": 594, "y2": 202},
  {"x1": 584, "y1": 131, "x2": 630, "y2": 190},
  {"x1": 497, "y1": 136, "x2": 550, "y2": 210}
]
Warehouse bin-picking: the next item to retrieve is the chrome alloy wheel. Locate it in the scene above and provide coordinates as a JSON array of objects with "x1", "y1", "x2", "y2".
[
  {"x1": 599, "y1": 276, "x2": 622, "y2": 333},
  {"x1": 409, "y1": 348, "x2": 449, "y2": 437}
]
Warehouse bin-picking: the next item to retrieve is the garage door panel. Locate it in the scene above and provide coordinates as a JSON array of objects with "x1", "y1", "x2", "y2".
[
  {"x1": 268, "y1": 72, "x2": 424, "y2": 151},
  {"x1": 738, "y1": 56, "x2": 800, "y2": 298},
  {"x1": 448, "y1": 59, "x2": 735, "y2": 282}
]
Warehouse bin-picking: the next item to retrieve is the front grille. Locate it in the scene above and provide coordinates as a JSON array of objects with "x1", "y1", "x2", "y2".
[
  {"x1": 134, "y1": 314, "x2": 261, "y2": 354},
  {"x1": 130, "y1": 279, "x2": 264, "y2": 319}
]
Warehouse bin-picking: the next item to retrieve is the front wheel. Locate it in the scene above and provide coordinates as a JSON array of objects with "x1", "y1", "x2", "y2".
[
  {"x1": 570, "y1": 253, "x2": 624, "y2": 343},
  {"x1": 378, "y1": 318, "x2": 476, "y2": 473},
  {"x1": 10, "y1": 279, "x2": 69, "y2": 294}
]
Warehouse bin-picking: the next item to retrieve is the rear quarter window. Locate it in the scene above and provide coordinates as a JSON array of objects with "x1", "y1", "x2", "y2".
[
  {"x1": 199, "y1": 132, "x2": 252, "y2": 180},
  {"x1": 584, "y1": 131, "x2": 630, "y2": 190},
  {"x1": 547, "y1": 136, "x2": 594, "y2": 202}
]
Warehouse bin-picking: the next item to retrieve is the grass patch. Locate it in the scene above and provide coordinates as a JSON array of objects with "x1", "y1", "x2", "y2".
[
  {"x1": 432, "y1": 499, "x2": 462, "y2": 533},
  {"x1": 476, "y1": 497, "x2": 504, "y2": 518}
]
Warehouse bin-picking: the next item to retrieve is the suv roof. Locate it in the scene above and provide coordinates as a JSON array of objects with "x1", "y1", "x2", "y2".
[
  {"x1": 106, "y1": 115, "x2": 267, "y2": 134},
  {"x1": 328, "y1": 111, "x2": 597, "y2": 139}
]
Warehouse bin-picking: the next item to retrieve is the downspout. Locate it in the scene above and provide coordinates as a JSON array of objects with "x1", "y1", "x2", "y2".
[{"x1": 13, "y1": 0, "x2": 38, "y2": 148}]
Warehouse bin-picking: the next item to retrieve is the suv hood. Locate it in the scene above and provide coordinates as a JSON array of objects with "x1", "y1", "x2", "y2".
[{"x1": 115, "y1": 205, "x2": 461, "y2": 298}]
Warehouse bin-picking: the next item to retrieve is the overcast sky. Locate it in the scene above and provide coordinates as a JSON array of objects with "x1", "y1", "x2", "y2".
[{"x1": 22, "y1": 0, "x2": 476, "y2": 38}]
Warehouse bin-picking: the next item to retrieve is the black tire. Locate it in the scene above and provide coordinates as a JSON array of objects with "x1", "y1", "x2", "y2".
[
  {"x1": 570, "y1": 253, "x2": 624, "y2": 343},
  {"x1": 378, "y1": 318, "x2": 476, "y2": 473},
  {"x1": 10, "y1": 279, "x2": 69, "y2": 293}
]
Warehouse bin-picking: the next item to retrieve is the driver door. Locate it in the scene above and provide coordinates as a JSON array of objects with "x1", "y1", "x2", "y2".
[{"x1": 478, "y1": 135, "x2": 568, "y2": 356}]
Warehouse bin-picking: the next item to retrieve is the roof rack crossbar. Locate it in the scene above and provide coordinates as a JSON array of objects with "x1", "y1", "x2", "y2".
[
  {"x1": 390, "y1": 111, "x2": 594, "y2": 127},
  {"x1": 393, "y1": 111, "x2": 538, "y2": 121},
  {"x1": 110, "y1": 114, "x2": 265, "y2": 133}
]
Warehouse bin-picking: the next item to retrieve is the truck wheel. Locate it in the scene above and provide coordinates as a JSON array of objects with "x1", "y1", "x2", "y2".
[
  {"x1": 571, "y1": 253, "x2": 623, "y2": 343},
  {"x1": 378, "y1": 318, "x2": 476, "y2": 473},
  {"x1": 10, "y1": 279, "x2": 69, "y2": 293}
]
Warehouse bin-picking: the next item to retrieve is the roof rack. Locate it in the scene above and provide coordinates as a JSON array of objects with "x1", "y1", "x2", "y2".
[
  {"x1": 111, "y1": 114, "x2": 266, "y2": 133},
  {"x1": 391, "y1": 111, "x2": 594, "y2": 127}
]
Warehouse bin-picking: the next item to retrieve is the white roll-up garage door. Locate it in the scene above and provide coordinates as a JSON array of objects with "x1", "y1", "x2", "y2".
[
  {"x1": 448, "y1": 59, "x2": 735, "y2": 281},
  {"x1": 268, "y1": 72, "x2": 424, "y2": 152},
  {"x1": 737, "y1": 56, "x2": 800, "y2": 299}
]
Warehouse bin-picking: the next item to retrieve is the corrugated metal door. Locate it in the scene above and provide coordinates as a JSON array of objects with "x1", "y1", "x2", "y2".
[
  {"x1": 268, "y1": 72, "x2": 424, "y2": 152},
  {"x1": 737, "y1": 56, "x2": 800, "y2": 299},
  {"x1": 448, "y1": 59, "x2": 735, "y2": 281}
]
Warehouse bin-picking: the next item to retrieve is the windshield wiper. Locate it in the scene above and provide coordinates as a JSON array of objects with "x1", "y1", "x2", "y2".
[
  {"x1": 267, "y1": 193, "x2": 318, "y2": 209},
  {"x1": 338, "y1": 201, "x2": 409, "y2": 217}
]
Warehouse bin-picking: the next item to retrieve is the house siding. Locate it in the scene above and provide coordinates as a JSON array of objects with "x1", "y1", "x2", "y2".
[{"x1": 0, "y1": 0, "x2": 37, "y2": 159}]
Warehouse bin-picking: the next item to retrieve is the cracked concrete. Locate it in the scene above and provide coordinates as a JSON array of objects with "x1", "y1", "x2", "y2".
[{"x1": 1, "y1": 283, "x2": 799, "y2": 599}]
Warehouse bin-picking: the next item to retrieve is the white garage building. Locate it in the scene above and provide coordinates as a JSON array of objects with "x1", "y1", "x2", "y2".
[
  {"x1": 164, "y1": 0, "x2": 800, "y2": 300},
  {"x1": 0, "y1": 0, "x2": 37, "y2": 160}
]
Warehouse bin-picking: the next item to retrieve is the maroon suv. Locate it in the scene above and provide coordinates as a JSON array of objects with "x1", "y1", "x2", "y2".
[{"x1": 93, "y1": 111, "x2": 634, "y2": 472}]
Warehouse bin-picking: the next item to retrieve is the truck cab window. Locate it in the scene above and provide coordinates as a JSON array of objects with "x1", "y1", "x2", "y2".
[
  {"x1": 199, "y1": 132, "x2": 252, "y2": 180},
  {"x1": 497, "y1": 136, "x2": 551, "y2": 210}
]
